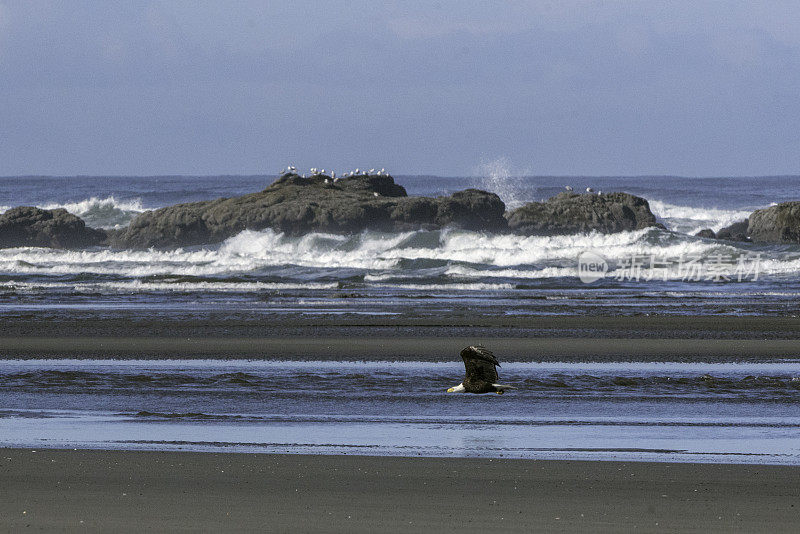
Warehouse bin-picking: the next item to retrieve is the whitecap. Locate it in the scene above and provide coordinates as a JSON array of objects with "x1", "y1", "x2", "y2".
[{"x1": 649, "y1": 200, "x2": 753, "y2": 234}]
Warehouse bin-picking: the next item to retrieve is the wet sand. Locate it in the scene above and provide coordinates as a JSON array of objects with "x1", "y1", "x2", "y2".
[
  {"x1": 1, "y1": 314, "x2": 799, "y2": 361},
  {"x1": 3, "y1": 313, "x2": 800, "y2": 339},
  {"x1": 2, "y1": 335, "x2": 800, "y2": 361},
  {"x1": 2, "y1": 449, "x2": 798, "y2": 532}
]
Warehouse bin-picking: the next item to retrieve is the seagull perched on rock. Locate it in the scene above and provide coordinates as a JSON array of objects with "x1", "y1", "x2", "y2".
[
  {"x1": 373, "y1": 192, "x2": 380, "y2": 197},
  {"x1": 565, "y1": 185, "x2": 573, "y2": 191},
  {"x1": 586, "y1": 187, "x2": 594, "y2": 193}
]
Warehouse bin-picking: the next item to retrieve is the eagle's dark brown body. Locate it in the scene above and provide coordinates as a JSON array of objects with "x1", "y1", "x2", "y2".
[{"x1": 450, "y1": 345, "x2": 514, "y2": 394}]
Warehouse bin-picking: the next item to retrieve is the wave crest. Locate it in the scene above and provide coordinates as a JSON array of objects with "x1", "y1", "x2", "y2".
[
  {"x1": 42, "y1": 196, "x2": 145, "y2": 228},
  {"x1": 649, "y1": 200, "x2": 753, "y2": 234},
  {"x1": 0, "y1": 226, "x2": 795, "y2": 284}
]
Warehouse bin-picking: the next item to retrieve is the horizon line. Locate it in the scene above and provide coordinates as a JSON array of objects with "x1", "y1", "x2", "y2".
[{"x1": 2, "y1": 173, "x2": 800, "y2": 180}]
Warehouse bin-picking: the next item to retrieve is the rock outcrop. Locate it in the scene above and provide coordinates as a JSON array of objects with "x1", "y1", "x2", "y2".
[
  {"x1": 112, "y1": 173, "x2": 508, "y2": 249},
  {"x1": 0, "y1": 207, "x2": 106, "y2": 249},
  {"x1": 694, "y1": 228, "x2": 716, "y2": 239},
  {"x1": 715, "y1": 220, "x2": 750, "y2": 242},
  {"x1": 506, "y1": 192, "x2": 661, "y2": 236},
  {"x1": 747, "y1": 202, "x2": 800, "y2": 244}
]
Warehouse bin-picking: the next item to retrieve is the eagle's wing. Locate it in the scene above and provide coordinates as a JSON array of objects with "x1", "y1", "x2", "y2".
[{"x1": 460, "y1": 345, "x2": 499, "y2": 382}]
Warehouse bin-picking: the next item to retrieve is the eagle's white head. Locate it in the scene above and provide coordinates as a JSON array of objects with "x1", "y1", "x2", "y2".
[{"x1": 446, "y1": 383, "x2": 465, "y2": 393}]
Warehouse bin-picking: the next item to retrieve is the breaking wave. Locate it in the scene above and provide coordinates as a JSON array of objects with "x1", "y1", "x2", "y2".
[
  {"x1": 0, "y1": 227, "x2": 798, "y2": 286},
  {"x1": 649, "y1": 200, "x2": 753, "y2": 234},
  {"x1": 41, "y1": 196, "x2": 146, "y2": 228},
  {"x1": 0, "y1": 196, "x2": 146, "y2": 229}
]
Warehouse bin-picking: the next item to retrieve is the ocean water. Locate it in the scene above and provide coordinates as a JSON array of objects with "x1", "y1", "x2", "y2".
[
  {"x1": 1, "y1": 359, "x2": 799, "y2": 464},
  {"x1": 1, "y1": 173, "x2": 800, "y2": 462},
  {"x1": 0, "y1": 174, "x2": 799, "y2": 317}
]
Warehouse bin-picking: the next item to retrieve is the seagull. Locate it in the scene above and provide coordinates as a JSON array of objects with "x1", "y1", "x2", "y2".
[
  {"x1": 373, "y1": 192, "x2": 380, "y2": 197},
  {"x1": 586, "y1": 187, "x2": 594, "y2": 193},
  {"x1": 447, "y1": 346, "x2": 516, "y2": 395},
  {"x1": 565, "y1": 186, "x2": 573, "y2": 191}
]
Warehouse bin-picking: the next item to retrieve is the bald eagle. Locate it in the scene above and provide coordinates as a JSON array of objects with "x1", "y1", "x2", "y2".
[{"x1": 447, "y1": 345, "x2": 516, "y2": 394}]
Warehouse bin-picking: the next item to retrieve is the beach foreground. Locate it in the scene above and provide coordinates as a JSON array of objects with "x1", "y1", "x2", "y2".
[{"x1": 2, "y1": 449, "x2": 798, "y2": 532}]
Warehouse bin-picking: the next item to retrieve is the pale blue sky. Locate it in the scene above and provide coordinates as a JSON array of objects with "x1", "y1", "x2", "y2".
[{"x1": 1, "y1": 1, "x2": 799, "y2": 176}]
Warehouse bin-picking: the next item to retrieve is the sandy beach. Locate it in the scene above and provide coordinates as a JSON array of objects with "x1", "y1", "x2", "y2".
[
  {"x1": 3, "y1": 335, "x2": 800, "y2": 362},
  {"x1": 3, "y1": 314, "x2": 799, "y2": 530},
  {"x1": 1, "y1": 449, "x2": 798, "y2": 532},
  {"x1": 2, "y1": 314, "x2": 800, "y2": 361}
]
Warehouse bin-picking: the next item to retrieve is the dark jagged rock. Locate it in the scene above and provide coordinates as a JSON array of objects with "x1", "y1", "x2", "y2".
[
  {"x1": 506, "y1": 192, "x2": 662, "y2": 236},
  {"x1": 0, "y1": 206, "x2": 106, "y2": 249},
  {"x1": 695, "y1": 228, "x2": 716, "y2": 239},
  {"x1": 112, "y1": 174, "x2": 507, "y2": 249},
  {"x1": 747, "y1": 201, "x2": 800, "y2": 244},
  {"x1": 715, "y1": 220, "x2": 750, "y2": 242}
]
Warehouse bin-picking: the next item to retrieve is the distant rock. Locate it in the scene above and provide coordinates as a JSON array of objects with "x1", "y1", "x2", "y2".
[
  {"x1": 747, "y1": 201, "x2": 800, "y2": 244},
  {"x1": 506, "y1": 192, "x2": 662, "y2": 235},
  {"x1": 0, "y1": 207, "x2": 106, "y2": 249},
  {"x1": 112, "y1": 174, "x2": 508, "y2": 249},
  {"x1": 715, "y1": 220, "x2": 750, "y2": 242},
  {"x1": 695, "y1": 228, "x2": 716, "y2": 239}
]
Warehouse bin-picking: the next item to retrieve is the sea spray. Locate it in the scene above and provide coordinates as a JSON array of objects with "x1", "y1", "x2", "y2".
[{"x1": 477, "y1": 157, "x2": 529, "y2": 209}]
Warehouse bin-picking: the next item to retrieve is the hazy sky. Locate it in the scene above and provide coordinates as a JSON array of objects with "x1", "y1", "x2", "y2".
[{"x1": 1, "y1": 1, "x2": 800, "y2": 176}]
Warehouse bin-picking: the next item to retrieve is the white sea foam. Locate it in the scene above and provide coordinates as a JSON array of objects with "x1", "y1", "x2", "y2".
[
  {"x1": 386, "y1": 228, "x2": 745, "y2": 268},
  {"x1": 375, "y1": 282, "x2": 515, "y2": 291},
  {"x1": 443, "y1": 265, "x2": 578, "y2": 279},
  {"x1": 0, "y1": 280, "x2": 336, "y2": 293},
  {"x1": 649, "y1": 200, "x2": 753, "y2": 234},
  {"x1": 0, "y1": 227, "x2": 797, "y2": 282},
  {"x1": 40, "y1": 196, "x2": 145, "y2": 215}
]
